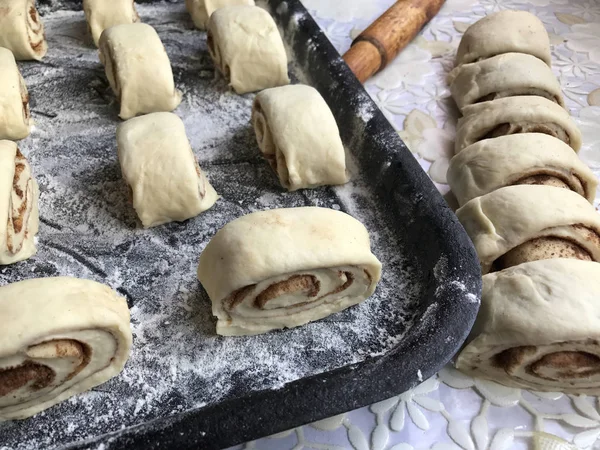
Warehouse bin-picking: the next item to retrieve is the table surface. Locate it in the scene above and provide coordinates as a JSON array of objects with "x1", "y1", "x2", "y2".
[{"x1": 229, "y1": 0, "x2": 600, "y2": 449}]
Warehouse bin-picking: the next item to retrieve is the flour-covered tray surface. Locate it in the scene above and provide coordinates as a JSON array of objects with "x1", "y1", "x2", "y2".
[{"x1": 0, "y1": 0, "x2": 481, "y2": 449}]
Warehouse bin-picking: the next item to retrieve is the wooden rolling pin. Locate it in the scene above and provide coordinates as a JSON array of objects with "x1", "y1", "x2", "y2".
[{"x1": 343, "y1": 0, "x2": 445, "y2": 83}]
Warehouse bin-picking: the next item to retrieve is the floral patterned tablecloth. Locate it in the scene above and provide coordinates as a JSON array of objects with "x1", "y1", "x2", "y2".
[{"x1": 230, "y1": 0, "x2": 600, "y2": 448}]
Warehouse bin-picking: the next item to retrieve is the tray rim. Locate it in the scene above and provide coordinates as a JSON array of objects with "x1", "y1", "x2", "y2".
[{"x1": 25, "y1": 1, "x2": 483, "y2": 448}]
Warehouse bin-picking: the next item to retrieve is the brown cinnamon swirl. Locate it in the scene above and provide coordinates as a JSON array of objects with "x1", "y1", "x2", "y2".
[{"x1": 0, "y1": 0, "x2": 47, "y2": 61}]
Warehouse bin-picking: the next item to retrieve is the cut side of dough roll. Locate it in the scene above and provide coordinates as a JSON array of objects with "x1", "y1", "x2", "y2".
[
  {"x1": 455, "y1": 10, "x2": 550, "y2": 67},
  {"x1": 197, "y1": 207, "x2": 382, "y2": 336},
  {"x1": 117, "y1": 112, "x2": 218, "y2": 228},
  {"x1": 448, "y1": 53, "x2": 564, "y2": 111},
  {"x1": 83, "y1": 0, "x2": 140, "y2": 47},
  {"x1": 0, "y1": 277, "x2": 132, "y2": 420},
  {"x1": 185, "y1": 0, "x2": 254, "y2": 30},
  {"x1": 207, "y1": 5, "x2": 289, "y2": 94},
  {"x1": 0, "y1": 0, "x2": 47, "y2": 60},
  {"x1": 252, "y1": 85, "x2": 348, "y2": 191},
  {"x1": 456, "y1": 259, "x2": 600, "y2": 394},
  {"x1": 455, "y1": 96, "x2": 582, "y2": 154},
  {"x1": 456, "y1": 185, "x2": 600, "y2": 274},
  {"x1": 0, "y1": 47, "x2": 31, "y2": 140},
  {"x1": 98, "y1": 23, "x2": 182, "y2": 120},
  {"x1": 448, "y1": 134, "x2": 597, "y2": 206},
  {"x1": 0, "y1": 140, "x2": 38, "y2": 265}
]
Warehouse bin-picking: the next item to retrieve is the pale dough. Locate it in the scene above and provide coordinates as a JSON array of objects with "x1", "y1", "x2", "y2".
[
  {"x1": 0, "y1": 140, "x2": 38, "y2": 265},
  {"x1": 197, "y1": 207, "x2": 382, "y2": 336},
  {"x1": 98, "y1": 23, "x2": 182, "y2": 120},
  {"x1": 448, "y1": 53, "x2": 564, "y2": 111},
  {"x1": 456, "y1": 259, "x2": 600, "y2": 394},
  {"x1": 83, "y1": 0, "x2": 140, "y2": 47},
  {"x1": 207, "y1": 5, "x2": 290, "y2": 94},
  {"x1": 0, "y1": 0, "x2": 47, "y2": 60},
  {"x1": 448, "y1": 134, "x2": 598, "y2": 206},
  {"x1": 117, "y1": 112, "x2": 218, "y2": 228},
  {"x1": 456, "y1": 185, "x2": 600, "y2": 273},
  {"x1": 185, "y1": 0, "x2": 254, "y2": 30},
  {"x1": 0, "y1": 276, "x2": 132, "y2": 420},
  {"x1": 455, "y1": 96, "x2": 582, "y2": 153},
  {"x1": 455, "y1": 10, "x2": 550, "y2": 67},
  {"x1": 252, "y1": 85, "x2": 348, "y2": 191},
  {"x1": 0, "y1": 47, "x2": 31, "y2": 140}
]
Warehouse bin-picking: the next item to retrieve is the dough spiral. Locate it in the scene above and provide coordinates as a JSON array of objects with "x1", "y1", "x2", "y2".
[
  {"x1": 0, "y1": 277, "x2": 132, "y2": 420},
  {"x1": 0, "y1": 0, "x2": 47, "y2": 60},
  {"x1": 0, "y1": 48, "x2": 31, "y2": 140},
  {"x1": 0, "y1": 141, "x2": 38, "y2": 265},
  {"x1": 197, "y1": 207, "x2": 382, "y2": 336}
]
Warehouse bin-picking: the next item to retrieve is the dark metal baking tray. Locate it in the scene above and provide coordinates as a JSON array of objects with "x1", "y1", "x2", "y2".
[{"x1": 0, "y1": 0, "x2": 481, "y2": 448}]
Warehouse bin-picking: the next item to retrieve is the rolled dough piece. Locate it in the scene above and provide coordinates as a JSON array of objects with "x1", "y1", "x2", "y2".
[
  {"x1": 455, "y1": 10, "x2": 550, "y2": 67},
  {"x1": 455, "y1": 96, "x2": 581, "y2": 154},
  {"x1": 0, "y1": 0, "x2": 47, "y2": 60},
  {"x1": 0, "y1": 140, "x2": 38, "y2": 265},
  {"x1": 456, "y1": 259, "x2": 600, "y2": 394},
  {"x1": 252, "y1": 85, "x2": 348, "y2": 191},
  {"x1": 197, "y1": 207, "x2": 382, "y2": 336},
  {"x1": 207, "y1": 5, "x2": 290, "y2": 94},
  {"x1": 456, "y1": 185, "x2": 600, "y2": 274},
  {"x1": 185, "y1": 0, "x2": 254, "y2": 30},
  {"x1": 98, "y1": 23, "x2": 182, "y2": 120},
  {"x1": 0, "y1": 277, "x2": 132, "y2": 420},
  {"x1": 83, "y1": 0, "x2": 140, "y2": 47},
  {"x1": 448, "y1": 134, "x2": 597, "y2": 206},
  {"x1": 0, "y1": 47, "x2": 31, "y2": 140},
  {"x1": 448, "y1": 53, "x2": 564, "y2": 111},
  {"x1": 117, "y1": 112, "x2": 218, "y2": 228}
]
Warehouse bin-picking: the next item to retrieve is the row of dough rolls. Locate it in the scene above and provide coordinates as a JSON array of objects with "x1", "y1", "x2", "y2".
[
  {"x1": 0, "y1": 277, "x2": 132, "y2": 420},
  {"x1": 448, "y1": 11, "x2": 600, "y2": 393}
]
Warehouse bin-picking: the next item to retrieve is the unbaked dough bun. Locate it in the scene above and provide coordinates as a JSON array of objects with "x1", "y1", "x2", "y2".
[
  {"x1": 252, "y1": 85, "x2": 348, "y2": 191},
  {"x1": 0, "y1": 47, "x2": 31, "y2": 140},
  {"x1": 207, "y1": 5, "x2": 289, "y2": 94},
  {"x1": 455, "y1": 10, "x2": 551, "y2": 67},
  {"x1": 447, "y1": 134, "x2": 597, "y2": 206},
  {"x1": 117, "y1": 112, "x2": 218, "y2": 228},
  {"x1": 197, "y1": 207, "x2": 382, "y2": 336},
  {"x1": 455, "y1": 96, "x2": 581, "y2": 154},
  {"x1": 456, "y1": 259, "x2": 600, "y2": 394},
  {"x1": 448, "y1": 53, "x2": 564, "y2": 111},
  {"x1": 185, "y1": 0, "x2": 254, "y2": 30},
  {"x1": 0, "y1": 0, "x2": 47, "y2": 60},
  {"x1": 0, "y1": 140, "x2": 38, "y2": 265},
  {"x1": 83, "y1": 0, "x2": 140, "y2": 47},
  {"x1": 98, "y1": 23, "x2": 182, "y2": 120},
  {"x1": 456, "y1": 185, "x2": 600, "y2": 274},
  {"x1": 0, "y1": 277, "x2": 132, "y2": 420}
]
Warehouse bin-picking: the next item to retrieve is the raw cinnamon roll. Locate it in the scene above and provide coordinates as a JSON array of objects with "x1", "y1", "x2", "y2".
[
  {"x1": 185, "y1": 0, "x2": 254, "y2": 30},
  {"x1": 0, "y1": 47, "x2": 31, "y2": 140},
  {"x1": 0, "y1": 0, "x2": 47, "y2": 60},
  {"x1": 117, "y1": 112, "x2": 218, "y2": 228},
  {"x1": 455, "y1": 10, "x2": 550, "y2": 67},
  {"x1": 252, "y1": 85, "x2": 348, "y2": 191},
  {"x1": 456, "y1": 259, "x2": 600, "y2": 394},
  {"x1": 197, "y1": 207, "x2": 382, "y2": 336},
  {"x1": 98, "y1": 23, "x2": 182, "y2": 120},
  {"x1": 448, "y1": 53, "x2": 564, "y2": 111},
  {"x1": 0, "y1": 277, "x2": 132, "y2": 420},
  {"x1": 455, "y1": 96, "x2": 582, "y2": 153},
  {"x1": 0, "y1": 140, "x2": 38, "y2": 265},
  {"x1": 83, "y1": 0, "x2": 140, "y2": 47},
  {"x1": 448, "y1": 134, "x2": 597, "y2": 206},
  {"x1": 207, "y1": 5, "x2": 289, "y2": 94},
  {"x1": 456, "y1": 185, "x2": 600, "y2": 274}
]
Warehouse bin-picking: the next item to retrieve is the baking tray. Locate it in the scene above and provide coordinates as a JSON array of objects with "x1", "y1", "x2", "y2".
[{"x1": 0, "y1": 1, "x2": 481, "y2": 448}]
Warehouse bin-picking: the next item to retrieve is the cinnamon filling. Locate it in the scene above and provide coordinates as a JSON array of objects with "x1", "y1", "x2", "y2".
[
  {"x1": 327, "y1": 271, "x2": 354, "y2": 296},
  {"x1": 527, "y1": 351, "x2": 600, "y2": 380},
  {"x1": 474, "y1": 89, "x2": 560, "y2": 105},
  {"x1": 513, "y1": 173, "x2": 583, "y2": 195},
  {"x1": 255, "y1": 274, "x2": 320, "y2": 309},
  {"x1": 0, "y1": 361, "x2": 55, "y2": 397},
  {"x1": 226, "y1": 284, "x2": 255, "y2": 311},
  {"x1": 482, "y1": 122, "x2": 570, "y2": 146},
  {"x1": 493, "y1": 345, "x2": 537, "y2": 373},
  {"x1": 28, "y1": 6, "x2": 38, "y2": 23}
]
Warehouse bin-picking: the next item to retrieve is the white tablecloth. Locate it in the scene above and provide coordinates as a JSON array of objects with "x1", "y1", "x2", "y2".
[{"x1": 230, "y1": 0, "x2": 600, "y2": 448}]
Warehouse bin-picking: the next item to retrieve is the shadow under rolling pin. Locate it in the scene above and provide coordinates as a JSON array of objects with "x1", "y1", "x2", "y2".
[{"x1": 343, "y1": 0, "x2": 446, "y2": 83}]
